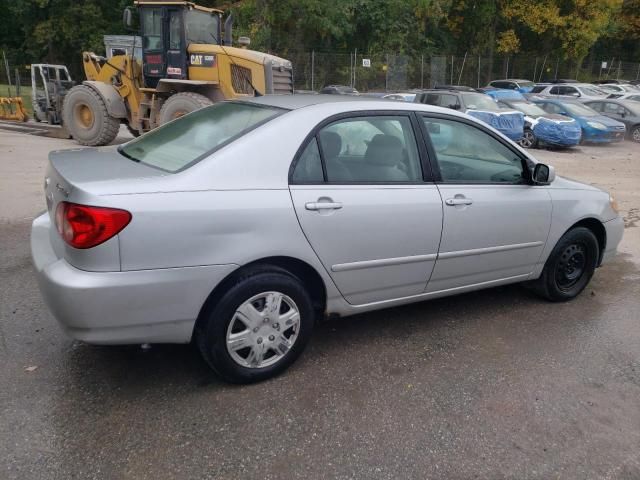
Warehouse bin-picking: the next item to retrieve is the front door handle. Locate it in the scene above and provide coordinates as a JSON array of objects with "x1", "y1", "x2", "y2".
[
  {"x1": 305, "y1": 201, "x2": 343, "y2": 211},
  {"x1": 445, "y1": 197, "x2": 473, "y2": 206}
]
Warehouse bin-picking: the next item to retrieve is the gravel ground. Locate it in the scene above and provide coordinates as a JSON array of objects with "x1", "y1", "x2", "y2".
[{"x1": 1, "y1": 130, "x2": 639, "y2": 480}]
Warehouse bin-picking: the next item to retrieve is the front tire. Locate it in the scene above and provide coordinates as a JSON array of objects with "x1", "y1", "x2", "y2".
[
  {"x1": 530, "y1": 227, "x2": 599, "y2": 302},
  {"x1": 157, "y1": 92, "x2": 213, "y2": 126},
  {"x1": 519, "y1": 128, "x2": 537, "y2": 149},
  {"x1": 62, "y1": 85, "x2": 120, "y2": 146},
  {"x1": 196, "y1": 270, "x2": 315, "y2": 383},
  {"x1": 631, "y1": 125, "x2": 640, "y2": 143}
]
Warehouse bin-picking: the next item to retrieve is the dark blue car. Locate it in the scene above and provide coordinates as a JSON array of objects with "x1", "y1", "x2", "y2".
[{"x1": 532, "y1": 98, "x2": 626, "y2": 143}]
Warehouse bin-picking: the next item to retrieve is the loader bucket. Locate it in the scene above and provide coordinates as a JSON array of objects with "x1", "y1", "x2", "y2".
[{"x1": 0, "y1": 97, "x2": 29, "y2": 122}]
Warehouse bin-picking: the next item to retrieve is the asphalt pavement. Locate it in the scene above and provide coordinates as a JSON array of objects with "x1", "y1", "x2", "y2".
[{"x1": 1, "y1": 130, "x2": 639, "y2": 479}]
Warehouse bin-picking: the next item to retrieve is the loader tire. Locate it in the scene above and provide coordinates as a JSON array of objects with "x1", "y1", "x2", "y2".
[
  {"x1": 158, "y1": 92, "x2": 213, "y2": 125},
  {"x1": 63, "y1": 85, "x2": 120, "y2": 147}
]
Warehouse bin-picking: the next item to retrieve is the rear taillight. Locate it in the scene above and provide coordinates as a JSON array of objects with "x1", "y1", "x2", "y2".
[{"x1": 54, "y1": 202, "x2": 131, "y2": 249}]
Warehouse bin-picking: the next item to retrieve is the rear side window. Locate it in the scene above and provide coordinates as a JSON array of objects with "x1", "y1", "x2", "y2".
[
  {"x1": 531, "y1": 86, "x2": 546, "y2": 93},
  {"x1": 119, "y1": 102, "x2": 283, "y2": 172}
]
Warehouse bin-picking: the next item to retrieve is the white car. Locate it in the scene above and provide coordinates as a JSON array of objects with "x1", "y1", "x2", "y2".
[
  {"x1": 535, "y1": 83, "x2": 609, "y2": 100},
  {"x1": 597, "y1": 84, "x2": 640, "y2": 95},
  {"x1": 31, "y1": 95, "x2": 624, "y2": 383}
]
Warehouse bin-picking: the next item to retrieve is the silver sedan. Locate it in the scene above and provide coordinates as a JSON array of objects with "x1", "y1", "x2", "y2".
[{"x1": 31, "y1": 95, "x2": 624, "y2": 383}]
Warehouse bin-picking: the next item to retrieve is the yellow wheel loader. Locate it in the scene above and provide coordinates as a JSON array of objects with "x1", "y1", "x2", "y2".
[{"x1": 63, "y1": 1, "x2": 293, "y2": 146}]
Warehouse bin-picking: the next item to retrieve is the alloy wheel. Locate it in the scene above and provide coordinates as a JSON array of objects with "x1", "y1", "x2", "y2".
[{"x1": 519, "y1": 130, "x2": 535, "y2": 148}]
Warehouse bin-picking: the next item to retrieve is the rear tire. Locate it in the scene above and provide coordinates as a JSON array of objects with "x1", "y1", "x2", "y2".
[
  {"x1": 196, "y1": 269, "x2": 314, "y2": 384},
  {"x1": 631, "y1": 125, "x2": 640, "y2": 143},
  {"x1": 157, "y1": 92, "x2": 213, "y2": 126},
  {"x1": 529, "y1": 227, "x2": 599, "y2": 302},
  {"x1": 62, "y1": 85, "x2": 120, "y2": 146}
]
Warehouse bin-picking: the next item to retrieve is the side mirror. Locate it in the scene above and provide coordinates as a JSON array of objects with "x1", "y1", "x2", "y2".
[
  {"x1": 618, "y1": 109, "x2": 626, "y2": 117},
  {"x1": 123, "y1": 7, "x2": 133, "y2": 28},
  {"x1": 570, "y1": 92, "x2": 580, "y2": 98},
  {"x1": 449, "y1": 104, "x2": 461, "y2": 110},
  {"x1": 532, "y1": 163, "x2": 555, "y2": 185}
]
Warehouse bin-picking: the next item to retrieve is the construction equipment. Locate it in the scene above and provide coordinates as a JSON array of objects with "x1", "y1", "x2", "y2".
[
  {"x1": 0, "y1": 50, "x2": 29, "y2": 122},
  {"x1": 31, "y1": 64, "x2": 75, "y2": 124},
  {"x1": 62, "y1": 1, "x2": 294, "y2": 146}
]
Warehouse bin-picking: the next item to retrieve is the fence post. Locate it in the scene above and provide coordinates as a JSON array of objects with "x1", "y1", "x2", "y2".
[
  {"x1": 386, "y1": 54, "x2": 389, "y2": 91},
  {"x1": 477, "y1": 55, "x2": 481, "y2": 88},
  {"x1": 457, "y1": 51, "x2": 467, "y2": 85},
  {"x1": 354, "y1": 48, "x2": 357, "y2": 88},
  {"x1": 617, "y1": 60, "x2": 622, "y2": 80},
  {"x1": 311, "y1": 51, "x2": 315, "y2": 91},
  {"x1": 554, "y1": 58, "x2": 559, "y2": 79},
  {"x1": 636, "y1": 62, "x2": 640, "y2": 81},
  {"x1": 533, "y1": 58, "x2": 538, "y2": 84},
  {"x1": 538, "y1": 54, "x2": 548, "y2": 82},
  {"x1": 421, "y1": 55, "x2": 424, "y2": 89}
]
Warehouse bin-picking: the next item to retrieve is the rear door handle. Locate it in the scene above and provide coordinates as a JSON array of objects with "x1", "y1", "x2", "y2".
[
  {"x1": 445, "y1": 197, "x2": 473, "y2": 206},
  {"x1": 305, "y1": 202, "x2": 343, "y2": 211}
]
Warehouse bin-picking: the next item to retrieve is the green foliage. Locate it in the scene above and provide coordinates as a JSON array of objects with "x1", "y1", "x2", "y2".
[{"x1": 0, "y1": 0, "x2": 634, "y2": 81}]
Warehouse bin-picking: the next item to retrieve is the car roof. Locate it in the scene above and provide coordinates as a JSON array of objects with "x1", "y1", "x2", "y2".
[{"x1": 242, "y1": 94, "x2": 376, "y2": 110}]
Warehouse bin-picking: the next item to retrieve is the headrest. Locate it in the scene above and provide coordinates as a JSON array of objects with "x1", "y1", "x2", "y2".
[
  {"x1": 319, "y1": 131, "x2": 342, "y2": 159},
  {"x1": 365, "y1": 134, "x2": 403, "y2": 166}
]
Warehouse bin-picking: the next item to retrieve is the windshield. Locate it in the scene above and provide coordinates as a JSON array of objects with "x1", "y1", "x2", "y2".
[
  {"x1": 185, "y1": 10, "x2": 220, "y2": 44},
  {"x1": 580, "y1": 86, "x2": 607, "y2": 96},
  {"x1": 563, "y1": 102, "x2": 598, "y2": 117},
  {"x1": 510, "y1": 102, "x2": 547, "y2": 116},
  {"x1": 119, "y1": 102, "x2": 283, "y2": 172},
  {"x1": 463, "y1": 93, "x2": 500, "y2": 111}
]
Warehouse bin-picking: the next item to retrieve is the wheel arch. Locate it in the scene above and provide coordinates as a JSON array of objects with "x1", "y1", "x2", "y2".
[
  {"x1": 81, "y1": 81, "x2": 128, "y2": 118},
  {"x1": 193, "y1": 256, "x2": 327, "y2": 340},
  {"x1": 566, "y1": 217, "x2": 607, "y2": 265}
]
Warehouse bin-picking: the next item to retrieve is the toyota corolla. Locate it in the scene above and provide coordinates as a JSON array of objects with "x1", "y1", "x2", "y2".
[{"x1": 31, "y1": 95, "x2": 624, "y2": 383}]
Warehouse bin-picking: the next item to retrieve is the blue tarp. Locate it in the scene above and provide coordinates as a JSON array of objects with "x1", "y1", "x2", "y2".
[
  {"x1": 533, "y1": 117, "x2": 582, "y2": 146},
  {"x1": 466, "y1": 110, "x2": 525, "y2": 141},
  {"x1": 485, "y1": 90, "x2": 527, "y2": 101}
]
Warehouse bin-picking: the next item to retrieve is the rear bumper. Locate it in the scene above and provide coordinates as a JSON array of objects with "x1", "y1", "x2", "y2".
[
  {"x1": 601, "y1": 216, "x2": 624, "y2": 265},
  {"x1": 31, "y1": 213, "x2": 237, "y2": 345}
]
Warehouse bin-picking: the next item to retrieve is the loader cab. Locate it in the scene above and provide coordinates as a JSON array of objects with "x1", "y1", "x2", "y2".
[{"x1": 131, "y1": 2, "x2": 223, "y2": 88}]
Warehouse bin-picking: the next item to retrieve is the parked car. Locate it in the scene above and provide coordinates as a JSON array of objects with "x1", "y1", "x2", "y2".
[
  {"x1": 487, "y1": 79, "x2": 535, "y2": 93},
  {"x1": 583, "y1": 99, "x2": 640, "y2": 142},
  {"x1": 31, "y1": 96, "x2": 623, "y2": 383},
  {"x1": 532, "y1": 98, "x2": 626, "y2": 143},
  {"x1": 488, "y1": 91, "x2": 581, "y2": 148},
  {"x1": 320, "y1": 85, "x2": 359, "y2": 95},
  {"x1": 382, "y1": 93, "x2": 416, "y2": 102},
  {"x1": 533, "y1": 83, "x2": 609, "y2": 100},
  {"x1": 608, "y1": 93, "x2": 640, "y2": 102},
  {"x1": 414, "y1": 89, "x2": 525, "y2": 141},
  {"x1": 597, "y1": 84, "x2": 640, "y2": 95}
]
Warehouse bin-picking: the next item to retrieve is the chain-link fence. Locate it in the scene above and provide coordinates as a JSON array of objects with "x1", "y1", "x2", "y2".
[{"x1": 292, "y1": 51, "x2": 640, "y2": 92}]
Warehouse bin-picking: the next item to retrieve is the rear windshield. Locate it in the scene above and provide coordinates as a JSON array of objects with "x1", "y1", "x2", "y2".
[{"x1": 119, "y1": 102, "x2": 283, "y2": 172}]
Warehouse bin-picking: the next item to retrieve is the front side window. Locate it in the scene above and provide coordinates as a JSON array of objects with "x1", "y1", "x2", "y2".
[
  {"x1": 120, "y1": 102, "x2": 283, "y2": 172},
  {"x1": 292, "y1": 116, "x2": 422, "y2": 183},
  {"x1": 185, "y1": 10, "x2": 219, "y2": 45},
  {"x1": 439, "y1": 94, "x2": 459, "y2": 109},
  {"x1": 169, "y1": 11, "x2": 182, "y2": 50},
  {"x1": 141, "y1": 8, "x2": 163, "y2": 50},
  {"x1": 422, "y1": 117, "x2": 525, "y2": 184},
  {"x1": 603, "y1": 103, "x2": 622, "y2": 114},
  {"x1": 463, "y1": 93, "x2": 499, "y2": 111}
]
